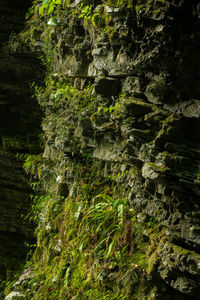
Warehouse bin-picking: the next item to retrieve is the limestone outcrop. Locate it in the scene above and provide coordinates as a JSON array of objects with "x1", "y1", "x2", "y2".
[{"x1": 2, "y1": 0, "x2": 200, "y2": 299}]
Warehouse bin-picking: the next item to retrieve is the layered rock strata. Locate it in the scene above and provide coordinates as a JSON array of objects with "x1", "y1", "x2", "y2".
[{"x1": 4, "y1": 0, "x2": 200, "y2": 299}]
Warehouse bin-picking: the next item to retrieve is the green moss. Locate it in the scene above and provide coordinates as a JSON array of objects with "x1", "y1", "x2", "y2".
[
  {"x1": 162, "y1": 113, "x2": 175, "y2": 127},
  {"x1": 9, "y1": 166, "x2": 151, "y2": 298},
  {"x1": 171, "y1": 243, "x2": 200, "y2": 259},
  {"x1": 147, "y1": 162, "x2": 169, "y2": 173},
  {"x1": 129, "y1": 166, "x2": 138, "y2": 177},
  {"x1": 135, "y1": 0, "x2": 171, "y2": 24}
]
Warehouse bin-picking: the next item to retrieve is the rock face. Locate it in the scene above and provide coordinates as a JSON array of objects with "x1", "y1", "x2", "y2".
[
  {"x1": 0, "y1": 0, "x2": 42, "y2": 289},
  {"x1": 3, "y1": 0, "x2": 200, "y2": 299}
]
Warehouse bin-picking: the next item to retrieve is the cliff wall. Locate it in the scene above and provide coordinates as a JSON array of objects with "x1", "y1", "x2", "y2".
[
  {"x1": 3, "y1": 0, "x2": 200, "y2": 299},
  {"x1": 0, "y1": 0, "x2": 43, "y2": 291}
]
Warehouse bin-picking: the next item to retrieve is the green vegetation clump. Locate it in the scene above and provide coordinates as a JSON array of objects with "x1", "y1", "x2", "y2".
[
  {"x1": 19, "y1": 183, "x2": 150, "y2": 299},
  {"x1": 8, "y1": 150, "x2": 158, "y2": 299},
  {"x1": 34, "y1": 77, "x2": 96, "y2": 111},
  {"x1": 25, "y1": 0, "x2": 133, "y2": 42}
]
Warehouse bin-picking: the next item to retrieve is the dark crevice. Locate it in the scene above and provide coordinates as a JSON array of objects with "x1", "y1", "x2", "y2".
[{"x1": 0, "y1": 0, "x2": 43, "y2": 289}]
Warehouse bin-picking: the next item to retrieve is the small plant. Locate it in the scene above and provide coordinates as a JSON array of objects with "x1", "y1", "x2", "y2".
[
  {"x1": 23, "y1": 154, "x2": 43, "y2": 178},
  {"x1": 78, "y1": 194, "x2": 129, "y2": 259},
  {"x1": 34, "y1": 0, "x2": 63, "y2": 17},
  {"x1": 78, "y1": 4, "x2": 92, "y2": 20}
]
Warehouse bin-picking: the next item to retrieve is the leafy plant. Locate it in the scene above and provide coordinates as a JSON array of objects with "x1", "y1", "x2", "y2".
[
  {"x1": 23, "y1": 154, "x2": 43, "y2": 179},
  {"x1": 78, "y1": 194, "x2": 129, "y2": 258},
  {"x1": 78, "y1": 5, "x2": 92, "y2": 20},
  {"x1": 38, "y1": 0, "x2": 62, "y2": 16}
]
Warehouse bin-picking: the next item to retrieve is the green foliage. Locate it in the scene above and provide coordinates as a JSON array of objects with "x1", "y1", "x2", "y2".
[
  {"x1": 17, "y1": 153, "x2": 49, "y2": 226},
  {"x1": 146, "y1": 216, "x2": 158, "y2": 228},
  {"x1": 147, "y1": 162, "x2": 169, "y2": 173},
  {"x1": 21, "y1": 180, "x2": 149, "y2": 299},
  {"x1": 105, "y1": 170, "x2": 129, "y2": 181},
  {"x1": 34, "y1": 76, "x2": 96, "y2": 115},
  {"x1": 78, "y1": 194, "x2": 130, "y2": 259},
  {"x1": 41, "y1": 0, "x2": 62, "y2": 16},
  {"x1": 13, "y1": 152, "x2": 154, "y2": 299},
  {"x1": 22, "y1": 154, "x2": 43, "y2": 177},
  {"x1": 135, "y1": 0, "x2": 172, "y2": 24},
  {"x1": 28, "y1": 194, "x2": 50, "y2": 224},
  {"x1": 33, "y1": 0, "x2": 63, "y2": 17},
  {"x1": 78, "y1": 4, "x2": 92, "y2": 20},
  {"x1": 24, "y1": 242, "x2": 37, "y2": 268},
  {"x1": 28, "y1": 0, "x2": 131, "y2": 38},
  {"x1": 26, "y1": 6, "x2": 34, "y2": 19},
  {"x1": 13, "y1": 155, "x2": 152, "y2": 298},
  {"x1": 29, "y1": 0, "x2": 93, "y2": 20},
  {"x1": 0, "y1": 279, "x2": 6, "y2": 295}
]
